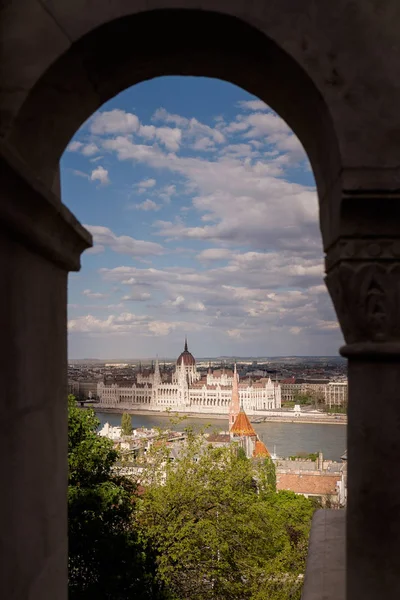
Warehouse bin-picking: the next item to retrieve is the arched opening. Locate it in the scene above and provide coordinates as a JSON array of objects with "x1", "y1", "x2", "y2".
[
  {"x1": 63, "y1": 75, "x2": 342, "y2": 360},
  {"x1": 62, "y1": 70, "x2": 346, "y2": 596},
  {"x1": 5, "y1": 9, "x2": 341, "y2": 227},
  {"x1": 1, "y1": 7, "x2": 357, "y2": 600}
]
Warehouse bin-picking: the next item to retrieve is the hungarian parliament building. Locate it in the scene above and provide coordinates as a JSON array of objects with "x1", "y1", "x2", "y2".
[{"x1": 96, "y1": 340, "x2": 282, "y2": 415}]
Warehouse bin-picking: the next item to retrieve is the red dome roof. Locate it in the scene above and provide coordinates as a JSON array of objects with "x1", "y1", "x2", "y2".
[{"x1": 177, "y1": 339, "x2": 196, "y2": 366}]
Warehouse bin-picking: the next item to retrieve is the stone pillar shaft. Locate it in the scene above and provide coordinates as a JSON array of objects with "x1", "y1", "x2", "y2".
[
  {"x1": 345, "y1": 357, "x2": 400, "y2": 599},
  {"x1": 326, "y1": 230, "x2": 400, "y2": 600},
  {"x1": 0, "y1": 146, "x2": 91, "y2": 599}
]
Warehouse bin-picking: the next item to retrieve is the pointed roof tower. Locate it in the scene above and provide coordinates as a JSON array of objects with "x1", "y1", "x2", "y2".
[
  {"x1": 230, "y1": 407, "x2": 257, "y2": 437},
  {"x1": 229, "y1": 363, "x2": 240, "y2": 431},
  {"x1": 154, "y1": 356, "x2": 160, "y2": 375},
  {"x1": 253, "y1": 440, "x2": 270, "y2": 458}
]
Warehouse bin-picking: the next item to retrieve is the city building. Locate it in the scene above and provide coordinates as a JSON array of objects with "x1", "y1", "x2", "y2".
[
  {"x1": 280, "y1": 377, "x2": 347, "y2": 407},
  {"x1": 96, "y1": 340, "x2": 282, "y2": 415},
  {"x1": 324, "y1": 382, "x2": 348, "y2": 407}
]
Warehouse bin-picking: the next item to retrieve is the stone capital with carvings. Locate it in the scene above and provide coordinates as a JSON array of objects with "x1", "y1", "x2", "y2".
[{"x1": 325, "y1": 237, "x2": 400, "y2": 353}]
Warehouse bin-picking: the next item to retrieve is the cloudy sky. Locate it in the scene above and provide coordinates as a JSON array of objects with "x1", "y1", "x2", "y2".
[{"x1": 62, "y1": 76, "x2": 343, "y2": 359}]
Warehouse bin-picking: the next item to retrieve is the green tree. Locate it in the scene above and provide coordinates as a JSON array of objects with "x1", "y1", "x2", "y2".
[
  {"x1": 67, "y1": 395, "x2": 162, "y2": 599},
  {"x1": 121, "y1": 412, "x2": 133, "y2": 436},
  {"x1": 137, "y1": 429, "x2": 315, "y2": 600}
]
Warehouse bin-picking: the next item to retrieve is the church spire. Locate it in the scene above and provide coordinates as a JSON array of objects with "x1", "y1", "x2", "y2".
[
  {"x1": 229, "y1": 363, "x2": 240, "y2": 431},
  {"x1": 154, "y1": 356, "x2": 161, "y2": 385}
]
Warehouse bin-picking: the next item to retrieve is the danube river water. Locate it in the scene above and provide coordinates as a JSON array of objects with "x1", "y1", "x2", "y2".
[{"x1": 96, "y1": 411, "x2": 347, "y2": 461}]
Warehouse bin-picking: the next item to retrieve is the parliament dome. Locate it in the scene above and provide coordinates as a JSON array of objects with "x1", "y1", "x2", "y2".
[{"x1": 177, "y1": 338, "x2": 196, "y2": 366}]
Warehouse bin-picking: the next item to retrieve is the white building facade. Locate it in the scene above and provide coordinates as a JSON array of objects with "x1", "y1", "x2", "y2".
[
  {"x1": 96, "y1": 341, "x2": 281, "y2": 415},
  {"x1": 324, "y1": 382, "x2": 348, "y2": 407}
]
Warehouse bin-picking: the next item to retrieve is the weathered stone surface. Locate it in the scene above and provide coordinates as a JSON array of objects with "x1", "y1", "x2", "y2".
[
  {"x1": 2, "y1": 2, "x2": 400, "y2": 599},
  {"x1": 346, "y1": 360, "x2": 400, "y2": 600},
  {"x1": 0, "y1": 0, "x2": 70, "y2": 137},
  {"x1": 1, "y1": 0, "x2": 400, "y2": 178},
  {"x1": 0, "y1": 141, "x2": 92, "y2": 270},
  {"x1": 0, "y1": 233, "x2": 69, "y2": 599},
  {"x1": 302, "y1": 510, "x2": 345, "y2": 600}
]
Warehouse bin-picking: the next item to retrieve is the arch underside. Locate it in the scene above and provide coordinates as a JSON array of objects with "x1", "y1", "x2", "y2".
[{"x1": 4, "y1": 9, "x2": 341, "y2": 247}]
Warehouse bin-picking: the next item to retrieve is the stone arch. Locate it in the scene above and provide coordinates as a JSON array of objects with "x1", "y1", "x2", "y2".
[
  {"x1": 2, "y1": 7, "x2": 342, "y2": 244},
  {"x1": 3, "y1": 3, "x2": 400, "y2": 600}
]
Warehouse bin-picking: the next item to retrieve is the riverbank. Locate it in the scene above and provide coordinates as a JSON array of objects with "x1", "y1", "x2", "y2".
[
  {"x1": 93, "y1": 406, "x2": 347, "y2": 425},
  {"x1": 95, "y1": 412, "x2": 347, "y2": 461}
]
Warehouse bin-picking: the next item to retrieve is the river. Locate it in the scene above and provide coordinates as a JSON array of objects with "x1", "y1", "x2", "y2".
[{"x1": 96, "y1": 411, "x2": 347, "y2": 461}]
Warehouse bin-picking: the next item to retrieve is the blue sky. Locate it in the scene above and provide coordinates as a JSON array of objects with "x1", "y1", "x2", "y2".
[{"x1": 62, "y1": 76, "x2": 343, "y2": 359}]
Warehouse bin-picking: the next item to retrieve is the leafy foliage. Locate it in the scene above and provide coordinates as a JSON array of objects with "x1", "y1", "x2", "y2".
[
  {"x1": 288, "y1": 452, "x2": 319, "y2": 462},
  {"x1": 68, "y1": 402, "x2": 316, "y2": 599},
  {"x1": 67, "y1": 396, "x2": 162, "y2": 599},
  {"x1": 121, "y1": 412, "x2": 133, "y2": 436},
  {"x1": 136, "y1": 429, "x2": 315, "y2": 600}
]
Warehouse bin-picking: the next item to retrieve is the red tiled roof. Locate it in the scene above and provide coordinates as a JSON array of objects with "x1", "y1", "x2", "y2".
[
  {"x1": 276, "y1": 473, "x2": 339, "y2": 495},
  {"x1": 231, "y1": 410, "x2": 256, "y2": 437},
  {"x1": 207, "y1": 434, "x2": 231, "y2": 443},
  {"x1": 253, "y1": 440, "x2": 270, "y2": 458},
  {"x1": 212, "y1": 369, "x2": 234, "y2": 377}
]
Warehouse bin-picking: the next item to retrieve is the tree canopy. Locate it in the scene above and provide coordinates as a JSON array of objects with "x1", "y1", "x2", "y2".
[
  {"x1": 67, "y1": 395, "x2": 161, "y2": 599},
  {"x1": 121, "y1": 412, "x2": 133, "y2": 436},
  {"x1": 68, "y1": 401, "x2": 316, "y2": 599},
  {"x1": 136, "y1": 429, "x2": 315, "y2": 600}
]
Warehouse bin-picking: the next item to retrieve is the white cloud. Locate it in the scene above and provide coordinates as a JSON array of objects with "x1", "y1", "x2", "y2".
[
  {"x1": 227, "y1": 329, "x2": 242, "y2": 339},
  {"x1": 237, "y1": 100, "x2": 269, "y2": 111},
  {"x1": 164, "y1": 295, "x2": 206, "y2": 313},
  {"x1": 100, "y1": 136, "x2": 312, "y2": 252},
  {"x1": 82, "y1": 289, "x2": 108, "y2": 299},
  {"x1": 152, "y1": 108, "x2": 225, "y2": 146},
  {"x1": 68, "y1": 314, "x2": 119, "y2": 333},
  {"x1": 136, "y1": 178, "x2": 156, "y2": 191},
  {"x1": 139, "y1": 124, "x2": 182, "y2": 151},
  {"x1": 135, "y1": 199, "x2": 161, "y2": 211},
  {"x1": 192, "y1": 137, "x2": 215, "y2": 151},
  {"x1": 66, "y1": 100, "x2": 344, "y2": 354},
  {"x1": 148, "y1": 321, "x2": 176, "y2": 336},
  {"x1": 68, "y1": 312, "x2": 148, "y2": 334},
  {"x1": 122, "y1": 292, "x2": 151, "y2": 301},
  {"x1": 72, "y1": 169, "x2": 89, "y2": 179},
  {"x1": 197, "y1": 248, "x2": 233, "y2": 262},
  {"x1": 82, "y1": 143, "x2": 100, "y2": 156},
  {"x1": 152, "y1": 108, "x2": 188, "y2": 127},
  {"x1": 90, "y1": 109, "x2": 182, "y2": 150},
  {"x1": 157, "y1": 184, "x2": 176, "y2": 203},
  {"x1": 90, "y1": 109, "x2": 140, "y2": 135},
  {"x1": 85, "y1": 225, "x2": 164, "y2": 257},
  {"x1": 67, "y1": 141, "x2": 83, "y2": 152},
  {"x1": 289, "y1": 326, "x2": 302, "y2": 335},
  {"x1": 90, "y1": 166, "x2": 110, "y2": 186}
]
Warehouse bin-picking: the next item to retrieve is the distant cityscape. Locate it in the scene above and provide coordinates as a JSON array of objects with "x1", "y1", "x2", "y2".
[
  {"x1": 68, "y1": 340, "x2": 348, "y2": 414},
  {"x1": 70, "y1": 341, "x2": 348, "y2": 514}
]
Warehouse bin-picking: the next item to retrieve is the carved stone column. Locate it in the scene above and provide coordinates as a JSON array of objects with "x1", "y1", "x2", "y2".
[{"x1": 325, "y1": 235, "x2": 400, "y2": 600}]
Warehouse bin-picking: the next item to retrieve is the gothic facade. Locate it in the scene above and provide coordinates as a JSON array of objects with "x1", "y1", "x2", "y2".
[{"x1": 97, "y1": 341, "x2": 281, "y2": 415}]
